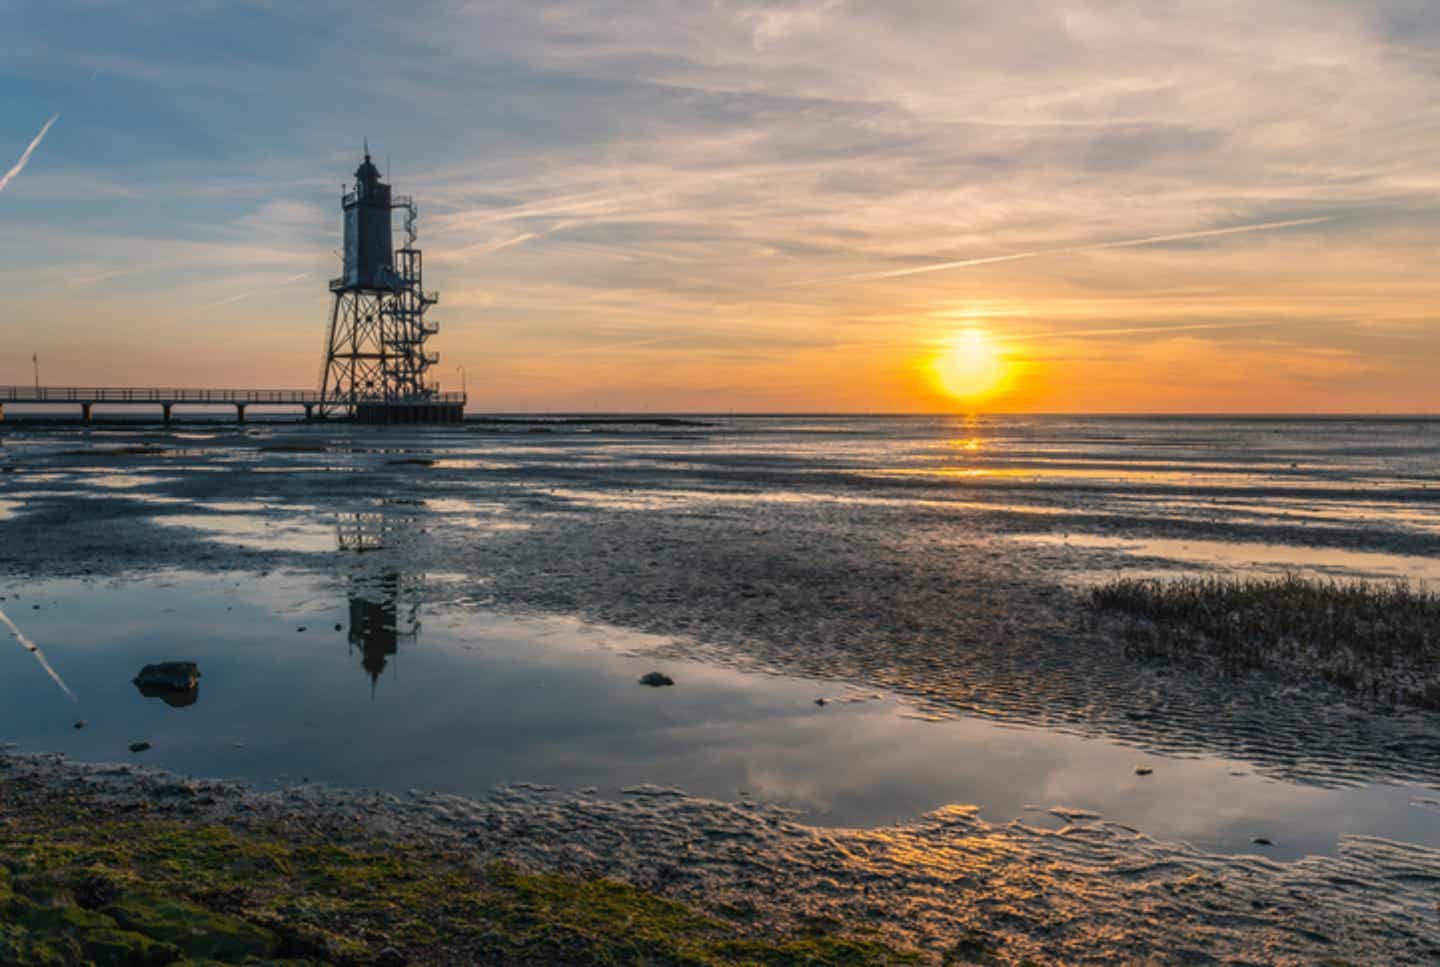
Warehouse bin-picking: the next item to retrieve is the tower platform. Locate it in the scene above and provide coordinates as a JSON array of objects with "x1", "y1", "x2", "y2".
[{"x1": 355, "y1": 400, "x2": 465, "y2": 424}]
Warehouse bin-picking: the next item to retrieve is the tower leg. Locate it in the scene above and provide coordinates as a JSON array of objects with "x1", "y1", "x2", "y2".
[
  {"x1": 319, "y1": 293, "x2": 344, "y2": 418},
  {"x1": 82, "y1": 403, "x2": 92, "y2": 424},
  {"x1": 304, "y1": 404, "x2": 314, "y2": 421},
  {"x1": 0, "y1": 402, "x2": 5, "y2": 423},
  {"x1": 162, "y1": 403, "x2": 173, "y2": 424},
  {"x1": 236, "y1": 404, "x2": 247, "y2": 424}
]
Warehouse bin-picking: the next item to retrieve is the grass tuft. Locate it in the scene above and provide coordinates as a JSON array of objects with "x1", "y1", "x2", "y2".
[{"x1": 1091, "y1": 573, "x2": 1440, "y2": 708}]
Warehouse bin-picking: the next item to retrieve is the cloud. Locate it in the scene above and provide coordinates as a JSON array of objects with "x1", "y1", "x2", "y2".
[
  {"x1": 0, "y1": 114, "x2": 59, "y2": 194},
  {"x1": 787, "y1": 216, "x2": 1337, "y2": 287},
  {"x1": 204, "y1": 271, "x2": 313, "y2": 306},
  {"x1": 1006, "y1": 320, "x2": 1280, "y2": 343}
]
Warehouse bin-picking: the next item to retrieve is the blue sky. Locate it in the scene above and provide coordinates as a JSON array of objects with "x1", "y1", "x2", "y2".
[{"x1": 2, "y1": 1, "x2": 1439, "y2": 411}]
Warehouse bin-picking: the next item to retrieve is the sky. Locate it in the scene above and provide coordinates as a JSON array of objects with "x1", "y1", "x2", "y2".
[{"x1": 1, "y1": 0, "x2": 1438, "y2": 413}]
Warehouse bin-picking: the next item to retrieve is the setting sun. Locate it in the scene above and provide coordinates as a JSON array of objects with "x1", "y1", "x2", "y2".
[{"x1": 932, "y1": 329, "x2": 1009, "y2": 401}]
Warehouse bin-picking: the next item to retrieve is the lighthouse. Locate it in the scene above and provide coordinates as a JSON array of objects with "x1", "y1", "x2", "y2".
[{"x1": 318, "y1": 149, "x2": 463, "y2": 423}]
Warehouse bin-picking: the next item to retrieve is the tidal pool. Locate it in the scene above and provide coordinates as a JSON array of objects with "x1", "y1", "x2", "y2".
[{"x1": 2, "y1": 568, "x2": 1436, "y2": 864}]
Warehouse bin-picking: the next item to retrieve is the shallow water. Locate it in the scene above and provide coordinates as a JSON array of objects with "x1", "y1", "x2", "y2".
[
  {"x1": 3, "y1": 569, "x2": 1436, "y2": 862},
  {"x1": 2, "y1": 414, "x2": 1440, "y2": 868},
  {"x1": 1016, "y1": 532, "x2": 1440, "y2": 583}
]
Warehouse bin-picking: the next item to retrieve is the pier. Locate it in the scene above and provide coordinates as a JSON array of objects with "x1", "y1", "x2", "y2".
[{"x1": 0, "y1": 386, "x2": 466, "y2": 423}]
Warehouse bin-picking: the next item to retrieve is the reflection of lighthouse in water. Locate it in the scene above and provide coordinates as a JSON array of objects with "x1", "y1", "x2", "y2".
[
  {"x1": 348, "y1": 572, "x2": 420, "y2": 691},
  {"x1": 337, "y1": 512, "x2": 422, "y2": 694}
]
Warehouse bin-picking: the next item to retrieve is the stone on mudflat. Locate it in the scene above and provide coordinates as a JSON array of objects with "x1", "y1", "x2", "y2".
[
  {"x1": 638, "y1": 671, "x2": 675, "y2": 687},
  {"x1": 133, "y1": 662, "x2": 201, "y2": 691}
]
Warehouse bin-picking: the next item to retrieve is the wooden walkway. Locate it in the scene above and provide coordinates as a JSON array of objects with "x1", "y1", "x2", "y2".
[{"x1": 0, "y1": 387, "x2": 465, "y2": 422}]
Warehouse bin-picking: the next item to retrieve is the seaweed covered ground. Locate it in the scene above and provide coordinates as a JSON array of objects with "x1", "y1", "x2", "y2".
[
  {"x1": 0, "y1": 758, "x2": 917, "y2": 966},
  {"x1": 1092, "y1": 574, "x2": 1440, "y2": 709},
  {"x1": 4, "y1": 751, "x2": 1439, "y2": 965}
]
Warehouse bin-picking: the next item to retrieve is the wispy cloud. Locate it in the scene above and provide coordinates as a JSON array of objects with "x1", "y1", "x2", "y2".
[
  {"x1": 785, "y1": 217, "x2": 1336, "y2": 287},
  {"x1": 434, "y1": 221, "x2": 575, "y2": 265},
  {"x1": 205, "y1": 271, "x2": 312, "y2": 306},
  {"x1": 0, "y1": 114, "x2": 60, "y2": 194},
  {"x1": 1006, "y1": 320, "x2": 1281, "y2": 342}
]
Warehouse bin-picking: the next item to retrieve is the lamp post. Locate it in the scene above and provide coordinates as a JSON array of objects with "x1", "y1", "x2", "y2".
[{"x1": 456, "y1": 364, "x2": 467, "y2": 397}]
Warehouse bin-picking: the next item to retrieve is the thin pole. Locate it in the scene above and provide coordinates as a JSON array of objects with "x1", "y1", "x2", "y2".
[
  {"x1": 32, "y1": 353, "x2": 39, "y2": 394},
  {"x1": 456, "y1": 364, "x2": 466, "y2": 397}
]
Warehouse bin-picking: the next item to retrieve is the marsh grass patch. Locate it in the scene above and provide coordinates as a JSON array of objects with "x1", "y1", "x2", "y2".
[{"x1": 1091, "y1": 573, "x2": 1440, "y2": 708}]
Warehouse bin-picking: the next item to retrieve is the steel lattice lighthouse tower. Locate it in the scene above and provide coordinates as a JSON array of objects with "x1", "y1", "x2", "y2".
[{"x1": 318, "y1": 149, "x2": 464, "y2": 422}]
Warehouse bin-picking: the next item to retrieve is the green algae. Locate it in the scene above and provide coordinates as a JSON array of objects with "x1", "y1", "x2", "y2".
[{"x1": 0, "y1": 794, "x2": 920, "y2": 965}]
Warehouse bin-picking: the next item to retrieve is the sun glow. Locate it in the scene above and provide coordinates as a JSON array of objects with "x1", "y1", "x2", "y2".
[{"x1": 932, "y1": 329, "x2": 1009, "y2": 401}]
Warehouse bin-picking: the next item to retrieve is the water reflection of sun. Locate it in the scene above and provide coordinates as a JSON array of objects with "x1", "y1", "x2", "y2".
[{"x1": 932, "y1": 329, "x2": 1009, "y2": 402}]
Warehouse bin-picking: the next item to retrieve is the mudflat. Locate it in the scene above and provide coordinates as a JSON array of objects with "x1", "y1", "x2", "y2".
[{"x1": 3, "y1": 414, "x2": 1439, "y2": 963}]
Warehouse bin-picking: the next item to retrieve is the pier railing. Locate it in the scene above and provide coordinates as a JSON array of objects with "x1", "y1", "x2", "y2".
[
  {"x1": 1, "y1": 387, "x2": 321, "y2": 404},
  {"x1": 0, "y1": 387, "x2": 466, "y2": 405}
]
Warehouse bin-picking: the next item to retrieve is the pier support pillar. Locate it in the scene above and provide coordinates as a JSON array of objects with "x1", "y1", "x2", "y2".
[
  {"x1": 236, "y1": 404, "x2": 247, "y2": 424},
  {"x1": 162, "y1": 403, "x2": 173, "y2": 424},
  {"x1": 0, "y1": 402, "x2": 5, "y2": 423},
  {"x1": 303, "y1": 403, "x2": 314, "y2": 422},
  {"x1": 81, "y1": 403, "x2": 92, "y2": 424}
]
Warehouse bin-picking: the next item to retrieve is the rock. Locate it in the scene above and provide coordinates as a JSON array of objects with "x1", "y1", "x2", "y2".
[
  {"x1": 334, "y1": 623, "x2": 343, "y2": 631},
  {"x1": 377, "y1": 947, "x2": 406, "y2": 965},
  {"x1": 296, "y1": 626, "x2": 306, "y2": 633},
  {"x1": 74, "y1": 720, "x2": 87, "y2": 730},
  {"x1": 134, "y1": 662, "x2": 201, "y2": 691},
  {"x1": 134, "y1": 661, "x2": 201, "y2": 707},
  {"x1": 1251, "y1": 836, "x2": 1273, "y2": 846},
  {"x1": 814, "y1": 698, "x2": 827, "y2": 706},
  {"x1": 138, "y1": 684, "x2": 199, "y2": 708},
  {"x1": 129, "y1": 742, "x2": 152, "y2": 753},
  {"x1": 638, "y1": 671, "x2": 675, "y2": 687},
  {"x1": 1134, "y1": 765, "x2": 1153, "y2": 776}
]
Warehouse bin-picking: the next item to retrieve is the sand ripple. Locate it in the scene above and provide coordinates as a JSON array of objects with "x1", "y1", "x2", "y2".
[{"x1": 20, "y1": 755, "x2": 1438, "y2": 965}]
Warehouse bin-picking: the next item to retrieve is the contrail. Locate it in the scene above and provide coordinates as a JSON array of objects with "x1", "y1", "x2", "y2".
[
  {"x1": 206, "y1": 271, "x2": 312, "y2": 306},
  {"x1": 784, "y1": 216, "x2": 1334, "y2": 287},
  {"x1": 0, "y1": 114, "x2": 60, "y2": 194},
  {"x1": 1005, "y1": 319, "x2": 1280, "y2": 342},
  {"x1": 444, "y1": 219, "x2": 576, "y2": 263},
  {"x1": 0, "y1": 605, "x2": 78, "y2": 702}
]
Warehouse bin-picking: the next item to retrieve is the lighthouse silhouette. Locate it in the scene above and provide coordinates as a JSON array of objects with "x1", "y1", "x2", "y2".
[{"x1": 318, "y1": 147, "x2": 463, "y2": 423}]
